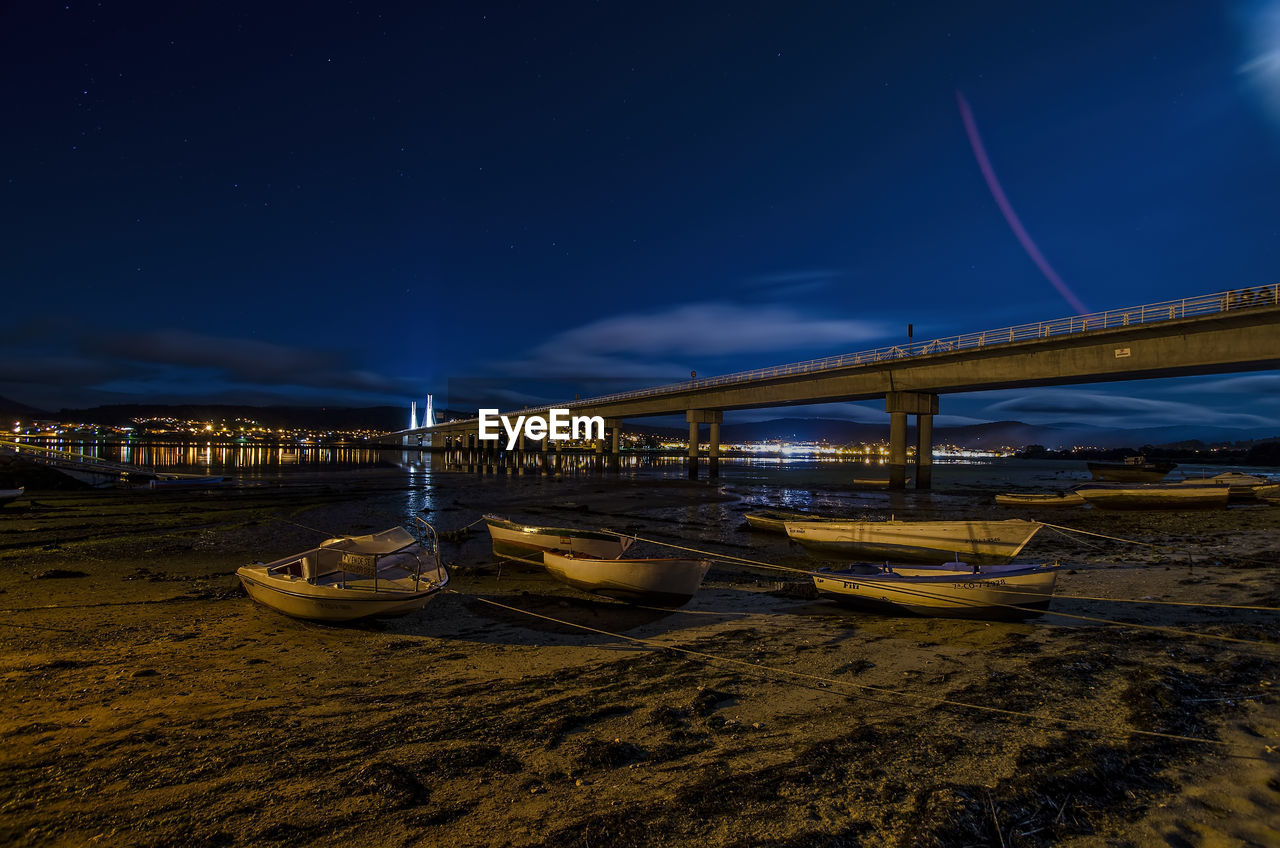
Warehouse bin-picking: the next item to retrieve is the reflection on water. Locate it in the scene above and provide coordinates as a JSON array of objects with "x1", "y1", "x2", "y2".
[{"x1": 33, "y1": 440, "x2": 392, "y2": 474}]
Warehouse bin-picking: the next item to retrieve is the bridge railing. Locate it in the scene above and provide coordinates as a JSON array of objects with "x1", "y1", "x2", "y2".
[{"x1": 442, "y1": 284, "x2": 1278, "y2": 423}]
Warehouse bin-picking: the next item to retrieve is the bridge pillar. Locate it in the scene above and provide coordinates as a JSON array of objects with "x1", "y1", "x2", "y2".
[
  {"x1": 888, "y1": 412, "x2": 908, "y2": 489},
  {"x1": 916, "y1": 413, "x2": 933, "y2": 490},
  {"x1": 708, "y1": 420, "x2": 721, "y2": 478},
  {"x1": 886, "y1": 392, "x2": 938, "y2": 490},
  {"x1": 606, "y1": 420, "x2": 621, "y2": 473},
  {"x1": 688, "y1": 421, "x2": 700, "y2": 478},
  {"x1": 686, "y1": 410, "x2": 722, "y2": 479}
]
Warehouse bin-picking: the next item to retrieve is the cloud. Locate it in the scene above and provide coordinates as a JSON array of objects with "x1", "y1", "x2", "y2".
[
  {"x1": 985, "y1": 389, "x2": 1277, "y2": 429},
  {"x1": 0, "y1": 328, "x2": 422, "y2": 408},
  {"x1": 0, "y1": 355, "x2": 134, "y2": 387},
  {"x1": 501, "y1": 301, "x2": 888, "y2": 379},
  {"x1": 741, "y1": 269, "x2": 845, "y2": 298},
  {"x1": 90, "y1": 330, "x2": 409, "y2": 394},
  {"x1": 1174, "y1": 374, "x2": 1280, "y2": 395}
]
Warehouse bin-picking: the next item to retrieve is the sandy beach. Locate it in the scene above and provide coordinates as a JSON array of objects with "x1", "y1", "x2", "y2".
[{"x1": 1, "y1": 465, "x2": 1278, "y2": 847}]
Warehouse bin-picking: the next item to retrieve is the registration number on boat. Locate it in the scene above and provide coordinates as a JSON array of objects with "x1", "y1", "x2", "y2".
[{"x1": 340, "y1": 552, "x2": 378, "y2": 576}]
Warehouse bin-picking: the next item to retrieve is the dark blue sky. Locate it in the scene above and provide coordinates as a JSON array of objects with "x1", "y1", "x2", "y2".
[{"x1": 3, "y1": 2, "x2": 1278, "y2": 433}]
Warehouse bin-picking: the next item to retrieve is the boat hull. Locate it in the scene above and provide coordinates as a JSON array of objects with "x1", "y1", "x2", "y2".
[
  {"x1": 1074, "y1": 484, "x2": 1229, "y2": 510},
  {"x1": 149, "y1": 475, "x2": 226, "y2": 489},
  {"x1": 1086, "y1": 460, "x2": 1176, "y2": 482},
  {"x1": 485, "y1": 516, "x2": 632, "y2": 565},
  {"x1": 542, "y1": 552, "x2": 710, "y2": 606},
  {"x1": 237, "y1": 569, "x2": 446, "y2": 621},
  {"x1": 784, "y1": 519, "x2": 1040, "y2": 564},
  {"x1": 237, "y1": 525, "x2": 449, "y2": 622},
  {"x1": 813, "y1": 564, "x2": 1058, "y2": 619},
  {"x1": 0, "y1": 487, "x2": 23, "y2": 506},
  {"x1": 743, "y1": 510, "x2": 843, "y2": 534},
  {"x1": 994, "y1": 492, "x2": 1086, "y2": 507}
]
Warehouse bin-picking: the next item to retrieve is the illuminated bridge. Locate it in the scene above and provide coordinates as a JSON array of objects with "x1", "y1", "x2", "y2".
[{"x1": 400, "y1": 285, "x2": 1280, "y2": 489}]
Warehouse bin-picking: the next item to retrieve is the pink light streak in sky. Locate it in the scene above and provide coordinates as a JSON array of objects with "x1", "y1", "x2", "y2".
[{"x1": 956, "y1": 90, "x2": 1089, "y2": 315}]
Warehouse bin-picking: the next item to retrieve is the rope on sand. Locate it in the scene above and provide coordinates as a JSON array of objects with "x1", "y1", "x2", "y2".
[
  {"x1": 1040, "y1": 521, "x2": 1279, "y2": 569},
  {"x1": 461, "y1": 593, "x2": 1257, "y2": 754},
  {"x1": 601, "y1": 530, "x2": 1280, "y2": 649}
]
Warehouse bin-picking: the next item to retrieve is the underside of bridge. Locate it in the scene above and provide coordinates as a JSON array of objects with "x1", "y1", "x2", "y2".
[{"x1": 402, "y1": 297, "x2": 1280, "y2": 490}]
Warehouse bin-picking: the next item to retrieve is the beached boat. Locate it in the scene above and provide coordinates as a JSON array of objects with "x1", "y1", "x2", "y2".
[
  {"x1": 1257, "y1": 482, "x2": 1280, "y2": 504},
  {"x1": 236, "y1": 521, "x2": 449, "y2": 622},
  {"x1": 784, "y1": 518, "x2": 1041, "y2": 564},
  {"x1": 1073, "y1": 482, "x2": 1228, "y2": 510},
  {"x1": 484, "y1": 514, "x2": 634, "y2": 566},
  {"x1": 851, "y1": 476, "x2": 910, "y2": 488},
  {"x1": 149, "y1": 474, "x2": 226, "y2": 489},
  {"x1": 743, "y1": 509, "x2": 847, "y2": 534},
  {"x1": 812, "y1": 562, "x2": 1059, "y2": 619},
  {"x1": 1086, "y1": 456, "x2": 1177, "y2": 482},
  {"x1": 994, "y1": 491, "x2": 1086, "y2": 507},
  {"x1": 541, "y1": 551, "x2": 711, "y2": 606},
  {"x1": 0, "y1": 486, "x2": 23, "y2": 506},
  {"x1": 1173, "y1": 471, "x2": 1272, "y2": 501}
]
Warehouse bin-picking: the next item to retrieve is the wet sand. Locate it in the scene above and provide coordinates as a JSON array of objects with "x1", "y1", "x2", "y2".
[{"x1": 1, "y1": 467, "x2": 1278, "y2": 847}]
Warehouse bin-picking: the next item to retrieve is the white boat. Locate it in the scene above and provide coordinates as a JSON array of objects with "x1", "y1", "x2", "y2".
[
  {"x1": 541, "y1": 551, "x2": 711, "y2": 606},
  {"x1": 812, "y1": 562, "x2": 1059, "y2": 619},
  {"x1": 994, "y1": 491, "x2": 1086, "y2": 507},
  {"x1": 0, "y1": 486, "x2": 23, "y2": 506},
  {"x1": 1173, "y1": 471, "x2": 1271, "y2": 501},
  {"x1": 743, "y1": 509, "x2": 847, "y2": 534},
  {"x1": 236, "y1": 520, "x2": 449, "y2": 622},
  {"x1": 1073, "y1": 482, "x2": 1229, "y2": 510},
  {"x1": 484, "y1": 515, "x2": 634, "y2": 565},
  {"x1": 784, "y1": 518, "x2": 1041, "y2": 564}
]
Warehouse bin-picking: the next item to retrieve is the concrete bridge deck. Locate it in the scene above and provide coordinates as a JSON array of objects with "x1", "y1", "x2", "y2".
[{"x1": 403, "y1": 286, "x2": 1280, "y2": 488}]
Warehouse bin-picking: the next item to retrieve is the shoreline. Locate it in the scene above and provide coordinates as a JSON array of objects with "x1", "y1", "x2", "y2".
[{"x1": 1, "y1": 469, "x2": 1277, "y2": 846}]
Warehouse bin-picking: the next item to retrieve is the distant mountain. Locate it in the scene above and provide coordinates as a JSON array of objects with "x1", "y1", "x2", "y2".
[
  {"x1": 0, "y1": 395, "x2": 49, "y2": 418},
  {"x1": 54, "y1": 403, "x2": 410, "y2": 431},
  {"x1": 12, "y1": 402, "x2": 1278, "y2": 450},
  {"x1": 703, "y1": 417, "x2": 1278, "y2": 451}
]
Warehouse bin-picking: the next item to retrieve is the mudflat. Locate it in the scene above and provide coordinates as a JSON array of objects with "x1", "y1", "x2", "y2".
[{"x1": 1, "y1": 469, "x2": 1278, "y2": 847}]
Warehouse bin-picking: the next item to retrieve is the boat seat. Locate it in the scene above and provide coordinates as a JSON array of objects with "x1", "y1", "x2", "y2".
[{"x1": 273, "y1": 561, "x2": 303, "y2": 578}]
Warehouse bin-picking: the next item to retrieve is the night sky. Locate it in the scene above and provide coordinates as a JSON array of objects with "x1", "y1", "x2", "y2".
[{"x1": 3, "y1": 2, "x2": 1279, "y2": 434}]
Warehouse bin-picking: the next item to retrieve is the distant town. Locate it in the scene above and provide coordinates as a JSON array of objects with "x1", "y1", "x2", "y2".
[{"x1": 5, "y1": 411, "x2": 1277, "y2": 465}]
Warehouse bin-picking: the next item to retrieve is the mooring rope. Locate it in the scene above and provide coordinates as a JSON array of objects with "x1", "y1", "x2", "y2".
[
  {"x1": 974, "y1": 586, "x2": 1280, "y2": 613},
  {"x1": 602, "y1": 530, "x2": 1280, "y2": 649},
  {"x1": 1039, "y1": 520, "x2": 1279, "y2": 569},
  {"x1": 461, "y1": 593, "x2": 1253, "y2": 752},
  {"x1": 1036, "y1": 521, "x2": 1161, "y2": 548}
]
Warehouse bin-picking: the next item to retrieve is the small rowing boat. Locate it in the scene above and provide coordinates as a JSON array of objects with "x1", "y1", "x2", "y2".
[
  {"x1": 237, "y1": 520, "x2": 449, "y2": 622},
  {"x1": 994, "y1": 491, "x2": 1086, "y2": 507},
  {"x1": 784, "y1": 518, "x2": 1041, "y2": 564},
  {"x1": 812, "y1": 562, "x2": 1059, "y2": 619},
  {"x1": 1173, "y1": 471, "x2": 1272, "y2": 501},
  {"x1": 743, "y1": 509, "x2": 846, "y2": 534},
  {"x1": 541, "y1": 551, "x2": 711, "y2": 606},
  {"x1": 484, "y1": 515, "x2": 634, "y2": 565},
  {"x1": 1086, "y1": 456, "x2": 1176, "y2": 483},
  {"x1": 149, "y1": 475, "x2": 226, "y2": 489},
  {"x1": 1073, "y1": 482, "x2": 1229, "y2": 510},
  {"x1": 851, "y1": 476, "x2": 910, "y2": 488}
]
